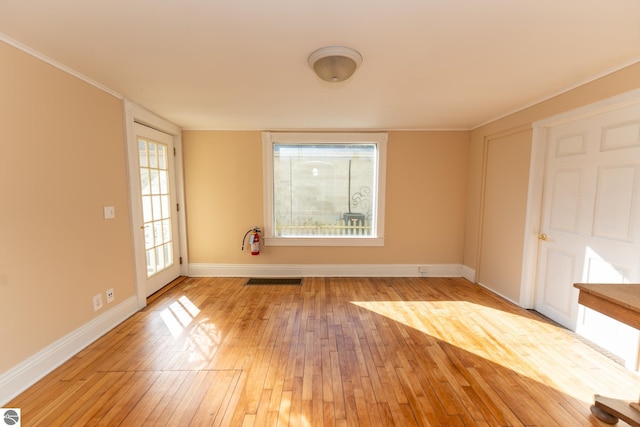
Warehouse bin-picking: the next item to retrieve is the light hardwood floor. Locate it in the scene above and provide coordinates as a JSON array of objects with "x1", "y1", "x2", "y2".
[{"x1": 9, "y1": 277, "x2": 640, "y2": 426}]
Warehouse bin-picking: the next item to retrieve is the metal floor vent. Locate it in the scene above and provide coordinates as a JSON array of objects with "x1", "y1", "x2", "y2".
[{"x1": 246, "y1": 278, "x2": 303, "y2": 286}]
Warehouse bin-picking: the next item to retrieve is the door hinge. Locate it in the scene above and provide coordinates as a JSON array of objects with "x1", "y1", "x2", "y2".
[
  {"x1": 176, "y1": 203, "x2": 180, "y2": 212},
  {"x1": 173, "y1": 147, "x2": 176, "y2": 156},
  {"x1": 179, "y1": 257, "x2": 183, "y2": 265}
]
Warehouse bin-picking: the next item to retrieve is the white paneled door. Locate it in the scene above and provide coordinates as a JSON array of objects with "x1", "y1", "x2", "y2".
[
  {"x1": 535, "y1": 102, "x2": 640, "y2": 368},
  {"x1": 134, "y1": 123, "x2": 180, "y2": 297}
]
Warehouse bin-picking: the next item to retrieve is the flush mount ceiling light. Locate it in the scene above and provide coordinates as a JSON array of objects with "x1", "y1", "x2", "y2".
[{"x1": 308, "y1": 46, "x2": 363, "y2": 83}]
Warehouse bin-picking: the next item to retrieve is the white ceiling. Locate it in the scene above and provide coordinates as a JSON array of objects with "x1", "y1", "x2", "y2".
[{"x1": 1, "y1": 1, "x2": 640, "y2": 130}]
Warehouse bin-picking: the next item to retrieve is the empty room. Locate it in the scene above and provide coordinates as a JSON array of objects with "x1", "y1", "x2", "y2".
[{"x1": 2, "y1": 1, "x2": 640, "y2": 426}]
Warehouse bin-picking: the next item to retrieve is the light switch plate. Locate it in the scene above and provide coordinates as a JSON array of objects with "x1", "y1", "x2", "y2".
[
  {"x1": 103, "y1": 206, "x2": 115, "y2": 219},
  {"x1": 93, "y1": 294, "x2": 103, "y2": 311}
]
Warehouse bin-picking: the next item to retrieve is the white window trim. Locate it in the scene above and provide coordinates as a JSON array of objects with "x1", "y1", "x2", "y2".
[{"x1": 262, "y1": 131, "x2": 387, "y2": 247}]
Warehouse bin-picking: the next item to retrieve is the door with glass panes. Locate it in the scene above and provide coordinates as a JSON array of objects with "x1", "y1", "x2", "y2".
[{"x1": 135, "y1": 123, "x2": 180, "y2": 296}]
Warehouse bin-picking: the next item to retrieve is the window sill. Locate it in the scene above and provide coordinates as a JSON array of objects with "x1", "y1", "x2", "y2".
[{"x1": 264, "y1": 237, "x2": 385, "y2": 247}]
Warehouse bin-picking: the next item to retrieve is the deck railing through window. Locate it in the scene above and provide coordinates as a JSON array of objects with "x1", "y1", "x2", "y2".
[{"x1": 275, "y1": 218, "x2": 372, "y2": 237}]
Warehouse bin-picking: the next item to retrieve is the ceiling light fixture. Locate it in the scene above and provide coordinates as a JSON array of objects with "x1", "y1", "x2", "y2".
[{"x1": 308, "y1": 46, "x2": 362, "y2": 83}]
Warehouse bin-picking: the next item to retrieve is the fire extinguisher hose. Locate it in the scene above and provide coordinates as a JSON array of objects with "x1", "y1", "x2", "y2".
[{"x1": 241, "y1": 227, "x2": 260, "y2": 251}]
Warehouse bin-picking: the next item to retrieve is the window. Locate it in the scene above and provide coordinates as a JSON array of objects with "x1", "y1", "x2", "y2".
[{"x1": 262, "y1": 132, "x2": 387, "y2": 246}]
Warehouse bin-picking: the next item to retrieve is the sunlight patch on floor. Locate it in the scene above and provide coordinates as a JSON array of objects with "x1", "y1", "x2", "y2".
[
  {"x1": 349, "y1": 299, "x2": 631, "y2": 402},
  {"x1": 158, "y1": 295, "x2": 223, "y2": 368},
  {"x1": 160, "y1": 295, "x2": 201, "y2": 337}
]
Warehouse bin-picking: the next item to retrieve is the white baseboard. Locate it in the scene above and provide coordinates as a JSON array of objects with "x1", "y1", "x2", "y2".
[
  {"x1": 476, "y1": 281, "x2": 520, "y2": 306},
  {"x1": 189, "y1": 263, "x2": 464, "y2": 278},
  {"x1": 418, "y1": 264, "x2": 464, "y2": 277},
  {"x1": 0, "y1": 295, "x2": 138, "y2": 406},
  {"x1": 461, "y1": 265, "x2": 477, "y2": 283}
]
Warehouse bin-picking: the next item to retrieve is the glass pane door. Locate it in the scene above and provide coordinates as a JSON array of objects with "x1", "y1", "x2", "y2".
[{"x1": 138, "y1": 137, "x2": 173, "y2": 277}]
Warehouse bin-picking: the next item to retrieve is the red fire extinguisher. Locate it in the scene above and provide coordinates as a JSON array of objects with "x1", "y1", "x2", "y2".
[{"x1": 242, "y1": 227, "x2": 261, "y2": 255}]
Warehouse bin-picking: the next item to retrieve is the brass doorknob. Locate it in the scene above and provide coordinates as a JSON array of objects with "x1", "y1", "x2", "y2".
[{"x1": 538, "y1": 233, "x2": 548, "y2": 241}]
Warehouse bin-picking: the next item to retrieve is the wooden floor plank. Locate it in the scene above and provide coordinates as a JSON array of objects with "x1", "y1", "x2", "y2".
[
  {"x1": 188, "y1": 370, "x2": 240, "y2": 426},
  {"x1": 64, "y1": 372, "x2": 137, "y2": 426},
  {"x1": 8, "y1": 276, "x2": 640, "y2": 426},
  {"x1": 117, "y1": 370, "x2": 183, "y2": 425}
]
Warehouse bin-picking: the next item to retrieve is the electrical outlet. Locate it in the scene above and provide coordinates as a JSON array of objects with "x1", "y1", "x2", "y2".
[
  {"x1": 106, "y1": 288, "x2": 114, "y2": 303},
  {"x1": 93, "y1": 294, "x2": 103, "y2": 311}
]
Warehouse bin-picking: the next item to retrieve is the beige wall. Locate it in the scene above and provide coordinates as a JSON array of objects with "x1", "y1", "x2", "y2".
[
  {"x1": 0, "y1": 42, "x2": 135, "y2": 372},
  {"x1": 464, "y1": 62, "x2": 640, "y2": 303},
  {"x1": 4, "y1": 28, "x2": 640, "y2": 389},
  {"x1": 183, "y1": 130, "x2": 469, "y2": 265}
]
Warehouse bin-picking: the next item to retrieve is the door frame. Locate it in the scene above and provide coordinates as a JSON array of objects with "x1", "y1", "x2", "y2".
[
  {"x1": 521, "y1": 88, "x2": 640, "y2": 309},
  {"x1": 123, "y1": 99, "x2": 189, "y2": 309}
]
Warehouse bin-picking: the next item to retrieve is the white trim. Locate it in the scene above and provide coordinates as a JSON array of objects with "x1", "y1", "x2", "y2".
[
  {"x1": 519, "y1": 125, "x2": 548, "y2": 309},
  {"x1": 262, "y1": 133, "x2": 275, "y2": 240},
  {"x1": 418, "y1": 264, "x2": 465, "y2": 277},
  {"x1": 261, "y1": 132, "x2": 387, "y2": 246},
  {"x1": 124, "y1": 100, "x2": 181, "y2": 135},
  {"x1": 473, "y1": 57, "x2": 640, "y2": 130},
  {"x1": 123, "y1": 99, "x2": 188, "y2": 309},
  {"x1": 461, "y1": 265, "x2": 477, "y2": 283},
  {"x1": 264, "y1": 132, "x2": 388, "y2": 143},
  {"x1": 0, "y1": 296, "x2": 138, "y2": 406},
  {"x1": 265, "y1": 237, "x2": 385, "y2": 247},
  {"x1": 174, "y1": 133, "x2": 189, "y2": 278},
  {"x1": 183, "y1": 126, "x2": 470, "y2": 132},
  {"x1": 533, "y1": 88, "x2": 640, "y2": 128},
  {"x1": 188, "y1": 263, "x2": 463, "y2": 278},
  {"x1": 476, "y1": 281, "x2": 520, "y2": 306},
  {"x1": 0, "y1": 33, "x2": 123, "y2": 100},
  {"x1": 522, "y1": 88, "x2": 640, "y2": 310}
]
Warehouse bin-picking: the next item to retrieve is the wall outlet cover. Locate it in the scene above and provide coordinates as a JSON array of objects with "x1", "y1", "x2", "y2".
[{"x1": 106, "y1": 288, "x2": 114, "y2": 303}]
